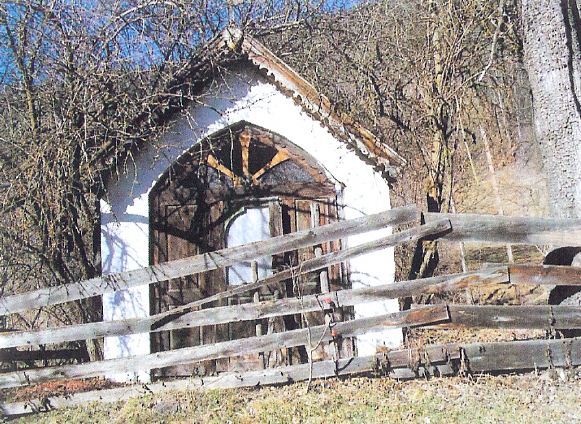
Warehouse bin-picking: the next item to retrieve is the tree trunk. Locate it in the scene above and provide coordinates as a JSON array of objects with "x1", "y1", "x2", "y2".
[
  {"x1": 522, "y1": 0, "x2": 581, "y2": 218},
  {"x1": 524, "y1": 0, "x2": 581, "y2": 332}
]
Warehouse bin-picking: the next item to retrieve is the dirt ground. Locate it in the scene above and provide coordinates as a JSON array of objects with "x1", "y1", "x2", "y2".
[
  {"x1": 10, "y1": 370, "x2": 580, "y2": 424},
  {"x1": 0, "y1": 378, "x2": 126, "y2": 404}
]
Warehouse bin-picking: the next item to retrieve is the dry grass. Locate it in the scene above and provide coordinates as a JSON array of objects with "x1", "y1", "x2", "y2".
[
  {"x1": 13, "y1": 371, "x2": 580, "y2": 424},
  {"x1": 406, "y1": 327, "x2": 547, "y2": 346}
]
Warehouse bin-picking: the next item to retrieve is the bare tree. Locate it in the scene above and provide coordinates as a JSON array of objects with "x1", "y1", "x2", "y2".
[
  {"x1": 265, "y1": 0, "x2": 523, "y2": 283},
  {"x1": 0, "y1": 0, "x2": 336, "y2": 360}
]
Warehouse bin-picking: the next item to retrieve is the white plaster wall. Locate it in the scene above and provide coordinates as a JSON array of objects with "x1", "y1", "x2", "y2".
[
  {"x1": 100, "y1": 198, "x2": 151, "y2": 382},
  {"x1": 100, "y1": 65, "x2": 401, "y2": 381}
]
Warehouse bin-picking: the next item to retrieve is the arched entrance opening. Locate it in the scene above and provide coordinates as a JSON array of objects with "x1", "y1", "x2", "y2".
[{"x1": 149, "y1": 121, "x2": 353, "y2": 377}]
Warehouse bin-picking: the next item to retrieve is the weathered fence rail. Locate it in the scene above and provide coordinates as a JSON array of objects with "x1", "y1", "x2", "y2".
[
  {"x1": 0, "y1": 205, "x2": 419, "y2": 315},
  {"x1": 424, "y1": 212, "x2": 581, "y2": 245},
  {"x1": 0, "y1": 348, "x2": 86, "y2": 363},
  {"x1": 1, "y1": 207, "x2": 580, "y2": 417},
  {"x1": 0, "y1": 306, "x2": 450, "y2": 389},
  {"x1": 2, "y1": 264, "x2": 580, "y2": 349},
  {"x1": 3, "y1": 208, "x2": 581, "y2": 316},
  {"x1": 2, "y1": 300, "x2": 580, "y2": 389},
  {"x1": 439, "y1": 304, "x2": 581, "y2": 329},
  {"x1": 2, "y1": 336, "x2": 579, "y2": 417}
]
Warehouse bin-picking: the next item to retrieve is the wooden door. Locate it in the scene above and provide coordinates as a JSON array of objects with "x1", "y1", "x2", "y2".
[
  {"x1": 221, "y1": 201, "x2": 288, "y2": 371},
  {"x1": 151, "y1": 200, "x2": 227, "y2": 377},
  {"x1": 150, "y1": 122, "x2": 352, "y2": 377}
]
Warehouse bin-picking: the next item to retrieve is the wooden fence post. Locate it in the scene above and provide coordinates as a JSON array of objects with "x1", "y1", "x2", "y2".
[{"x1": 251, "y1": 261, "x2": 265, "y2": 369}]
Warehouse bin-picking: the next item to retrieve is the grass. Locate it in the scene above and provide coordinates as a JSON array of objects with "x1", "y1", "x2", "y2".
[{"x1": 14, "y1": 372, "x2": 580, "y2": 424}]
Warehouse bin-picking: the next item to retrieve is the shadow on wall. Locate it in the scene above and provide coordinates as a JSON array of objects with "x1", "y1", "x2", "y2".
[
  {"x1": 101, "y1": 214, "x2": 148, "y2": 274},
  {"x1": 104, "y1": 71, "x2": 255, "y2": 216},
  {"x1": 101, "y1": 222, "x2": 149, "y2": 325}
]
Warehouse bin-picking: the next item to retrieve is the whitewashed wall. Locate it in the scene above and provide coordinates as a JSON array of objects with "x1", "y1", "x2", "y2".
[{"x1": 100, "y1": 64, "x2": 401, "y2": 382}]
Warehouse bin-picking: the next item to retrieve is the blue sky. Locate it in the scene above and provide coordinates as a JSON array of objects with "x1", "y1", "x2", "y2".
[{"x1": 0, "y1": 0, "x2": 367, "y2": 87}]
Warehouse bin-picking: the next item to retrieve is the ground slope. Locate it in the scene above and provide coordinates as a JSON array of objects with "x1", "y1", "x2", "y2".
[{"x1": 15, "y1": 372, "x2": 581, "y2": 424}]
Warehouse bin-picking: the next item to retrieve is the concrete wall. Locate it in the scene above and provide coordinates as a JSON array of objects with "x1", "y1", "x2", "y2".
[{"x1": 100, "y1": 64, "x2": 400, "y2": 382}]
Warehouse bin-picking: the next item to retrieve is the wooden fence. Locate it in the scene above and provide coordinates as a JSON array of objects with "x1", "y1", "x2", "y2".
[{"x1": 1, "y1": 205, "x2": 580, "y2": 416}]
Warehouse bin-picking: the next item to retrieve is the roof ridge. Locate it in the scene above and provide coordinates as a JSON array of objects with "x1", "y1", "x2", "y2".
[{"x1": 217, "y1": 28, "x2": 406, "y2": 169}]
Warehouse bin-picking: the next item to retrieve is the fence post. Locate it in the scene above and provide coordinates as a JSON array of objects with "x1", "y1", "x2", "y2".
[{"x1": 251, "y1": 261, "x2": 265, "y2": 368}]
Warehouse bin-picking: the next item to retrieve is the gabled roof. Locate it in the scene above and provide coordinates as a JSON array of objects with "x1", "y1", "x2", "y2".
[
  {"x1": 219, "y1": 28, "x2": 406, "y2": 171},
  {"x1": 101, "y1": 27, "x2": 405, "y2": 182},
  {"x1": 218, "y1": 28, "x2": 406, "y2": 174}
]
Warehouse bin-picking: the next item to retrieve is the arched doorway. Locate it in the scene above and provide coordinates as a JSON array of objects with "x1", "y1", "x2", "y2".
[{"x1": 149, "y1": 121, "x2": 352, "y2": 377}]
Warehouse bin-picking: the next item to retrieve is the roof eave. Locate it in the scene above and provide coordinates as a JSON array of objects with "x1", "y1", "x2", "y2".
[{"x1": 221, "y1": 27, "x2": 406, "y2": 169}]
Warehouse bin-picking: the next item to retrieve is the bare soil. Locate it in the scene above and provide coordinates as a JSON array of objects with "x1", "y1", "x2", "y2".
[{"x1": 0, "y1": 378, "x2": 125, "y2": 403}]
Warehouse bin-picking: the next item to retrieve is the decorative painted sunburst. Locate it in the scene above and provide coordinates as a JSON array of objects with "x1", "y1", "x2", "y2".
[{"x1": 206, "y1": 129, "x2": 289, "y2": 186}]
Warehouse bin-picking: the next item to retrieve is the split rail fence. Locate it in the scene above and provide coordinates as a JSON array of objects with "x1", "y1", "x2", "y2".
[{"x1": 1, "y1": 205, "x2": 581, "y2": 416}]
